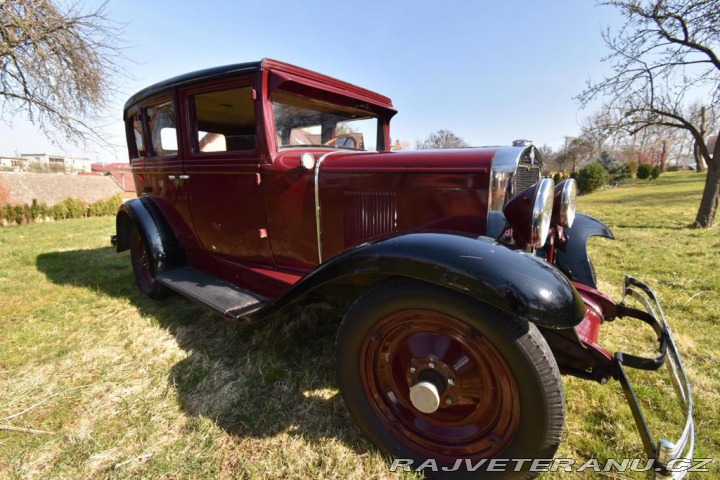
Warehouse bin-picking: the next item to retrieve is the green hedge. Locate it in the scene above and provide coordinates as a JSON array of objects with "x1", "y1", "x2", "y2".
[{"x1": 0, "y1": 195, "x2": 123, "y2": 226}]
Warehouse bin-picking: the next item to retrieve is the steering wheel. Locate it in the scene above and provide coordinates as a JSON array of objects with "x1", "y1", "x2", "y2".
[{"x1": 323, "y1": 133, "x2": 358, "y2": 148}]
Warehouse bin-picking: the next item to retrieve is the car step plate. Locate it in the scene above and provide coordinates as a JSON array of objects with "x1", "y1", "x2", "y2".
[{"x1": 156, "y1": 267, "x2": 267, "y2": 319}]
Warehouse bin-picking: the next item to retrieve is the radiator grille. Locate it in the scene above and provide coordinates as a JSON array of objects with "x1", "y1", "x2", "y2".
[
  {"x1": 344, "y1": 191, "x2": 397, "y2": 247},
  {"x1": 515, "y1": 167, "x2": 541, "y2": 193}
]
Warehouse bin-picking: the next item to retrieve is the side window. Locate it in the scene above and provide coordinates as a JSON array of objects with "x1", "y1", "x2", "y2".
[
  {"x1": 128, "y1": 113, "x2": 145, "y2": 158},
  {"x1": 190, "y1": 86, "x2": 256, "y2": 153},
  {"x1": 146, "y1": 101, "x2": 178, "y2": 156}
]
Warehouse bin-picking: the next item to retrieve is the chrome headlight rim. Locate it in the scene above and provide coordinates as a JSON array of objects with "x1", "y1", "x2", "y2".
[
  {"x1": 553, "y1": 178, "x2": 578, "y2": 228},
  {"x1": 531, "y1": 178, "x2": 555, "y2": 248}
]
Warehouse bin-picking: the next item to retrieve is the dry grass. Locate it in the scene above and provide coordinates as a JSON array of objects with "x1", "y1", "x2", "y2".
[{"x1": 0, "y1": 171, "x2": 717, "y2": 478}]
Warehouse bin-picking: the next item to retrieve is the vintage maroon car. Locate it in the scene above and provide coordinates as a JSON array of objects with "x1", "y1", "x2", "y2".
[{"x1": 115, "y1": 59, "x2": 694, "y2": 478}]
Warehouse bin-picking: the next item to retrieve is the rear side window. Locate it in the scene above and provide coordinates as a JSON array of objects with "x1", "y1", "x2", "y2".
[
  {"x1": 190, "y1": 86, "x2": 256, "y2": 153},
  {"x1": 146, "y1": 101, "x2": 178, "y2": 156},
  {"x1": 127, "y1": 113, "x2": 145, "y2": 158}
]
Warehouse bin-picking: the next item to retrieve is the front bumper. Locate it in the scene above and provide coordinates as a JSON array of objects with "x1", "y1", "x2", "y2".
[{"x1": 614, "y1": 276, "x2": 695, "y2": 479}]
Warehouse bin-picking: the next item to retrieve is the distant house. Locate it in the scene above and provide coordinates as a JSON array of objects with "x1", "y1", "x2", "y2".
[
  {"x1": 669, "y1": 136, "x2": 717, "y2": 170},
  {"x1": 0, "y1": 153, "x2": 93, "y2": 174},
  {"x1": 0, "y1": 156, "x2": 24, "y2": 170},
  {"x1": 90, "y1": 163, "x2": 135, "y2": 192}
]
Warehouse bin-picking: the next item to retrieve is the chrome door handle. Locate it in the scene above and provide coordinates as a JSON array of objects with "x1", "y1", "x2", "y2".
[
  {"x1": 179, "y1": 174, "x2": 190, "y2": 180},
  {"x1": 168, "y1": 175, "x2": 176, "y2": 180}
]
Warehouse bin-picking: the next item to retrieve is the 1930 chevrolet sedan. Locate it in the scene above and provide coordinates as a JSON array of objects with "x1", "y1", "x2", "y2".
[{"x1": 115, "y1": 59, "x2": 694, "y2": 478}]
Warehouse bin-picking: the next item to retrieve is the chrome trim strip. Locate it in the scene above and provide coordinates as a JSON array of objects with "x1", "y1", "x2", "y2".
[{"x1": 314, "y1": 150, "x2": 364, "y2": 263}]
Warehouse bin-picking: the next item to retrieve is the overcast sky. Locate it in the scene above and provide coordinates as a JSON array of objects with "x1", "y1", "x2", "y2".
[{"x1": 0, "y1": 0, "x2": 625, "y2": 162}]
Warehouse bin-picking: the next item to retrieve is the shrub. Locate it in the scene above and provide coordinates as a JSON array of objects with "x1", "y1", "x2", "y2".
[
  {"x1": 650, "y1": 166, "x2": 661, "y2": 179},
  {"x1": 28, "y1": 199, "x2": 50, "y2": 221},
  {"x1": 598, "y1": 151, "x2": 630, "y2": 184},
  {"x1": 88, "y1": 195, "x2": 123, "y2": 217},
  {"x1": 0, "y1": 195, "x2": 123, "y2": 227},
  {"x1": 13, "y1": 205, "x2": 25, "y2": 225},
  {"x1": 51, "y1": 202, "x2": 68, "y2": 220},
  {"x1": 637, "y1": 164, "x2": 652, "y2": 179},
  {"x1": 569, "y1": 171, "x2": 578, "y2": 180},
  {"x1": 2, "y1": 204, "x2": 14, "y2": 224},
  {"x1": 577, "y1": 162, "x2": 610, "y2": 194},
  {"x1": 60, "y1": 197, "x2": 88, "y2": 218},
  {"x1": 553, "y1": 173, "x2": 563, "y2": 184}
]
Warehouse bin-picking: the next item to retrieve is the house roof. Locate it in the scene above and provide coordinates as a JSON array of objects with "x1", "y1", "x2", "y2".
[
  {"x1": 92, "y1": 163, "x2": 131, "y2": 172},
  {"x1": 0, "y1": 172, "x2": 123, "y2": 205}
]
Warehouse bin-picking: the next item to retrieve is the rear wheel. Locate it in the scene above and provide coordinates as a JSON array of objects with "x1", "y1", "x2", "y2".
[
  {"x1": 130, "y1": 225, "x2": 169, "y2": 299},
  {"x1": 335, "y1": 280, "x2": 564, "y2": 479}
]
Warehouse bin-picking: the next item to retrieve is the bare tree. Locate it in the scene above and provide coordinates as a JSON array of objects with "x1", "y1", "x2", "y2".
[
  {"x1": 686, "y1": 102, "x2": 718, "y2": 171},
  {"x1": 584, "y1": 106, "x2": 701, "y2": 170},
  {"x1": 0, "y1": 0, "x2": 123, "y2": 146},
  {"x1": 559, "y1": 136, "x2": 595, "y2": 172},
  {"x1": 631, "y1": 122, "x2": 684, "y2": 169},
  {"x1": 537, "y1": 144, "x2": 557, "y2": 175},
  {"x1": 416, "y1": 129, "x2": 469, "y2": 149},
  {"x1": 579, "y1": 0, "x2": 720, "y2": 227},
  {"x1": 579, "y1": 110, "x2": 618, "y2": 160}
]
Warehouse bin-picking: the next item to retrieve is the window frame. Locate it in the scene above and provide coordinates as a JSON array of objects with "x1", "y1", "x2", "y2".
[
  {"x1": 124, "y1": 105, "x2": 147, "y2": 161},
  {"x1": 143, "y1": 95, "x2": 180, "y2": 159},
  {"x1": 180, "y1": 76, "x2": 260, "y2": 162},
  {"x1": 267, "y1": 82, "x2": 385, "y2": 154}
]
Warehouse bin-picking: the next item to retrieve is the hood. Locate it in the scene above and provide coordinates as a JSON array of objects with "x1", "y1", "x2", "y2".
[{"x1": 315, "y1": 147, "x2": 501, "y2": 173}]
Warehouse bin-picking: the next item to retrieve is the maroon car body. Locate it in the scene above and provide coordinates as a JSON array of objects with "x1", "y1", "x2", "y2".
[{"x1": 115, "y1": 59, "x2": 694, "y2": 479}]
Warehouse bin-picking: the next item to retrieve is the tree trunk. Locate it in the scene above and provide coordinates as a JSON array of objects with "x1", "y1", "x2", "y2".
[
  {"x1": 660, "y1": 140, "x2": 667, "y2": 171},
  {"x1": 693, "y1": 142, "x2": 707, "y2": 172},
  {"x1": 694, "y1": 131, "x2": 720, "y2": 227}
]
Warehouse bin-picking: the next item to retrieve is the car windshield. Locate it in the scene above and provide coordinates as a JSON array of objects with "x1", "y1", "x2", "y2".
[{"x1": 272, "y1": 89, "x2": 379, "y2": 151}]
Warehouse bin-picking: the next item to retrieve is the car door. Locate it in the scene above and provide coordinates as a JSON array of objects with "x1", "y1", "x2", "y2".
[
  {"x1": 179, "y1": 77, "x2": 272, "y2": 265},
  {"x1": 128, "y1": 95, "x2": 195, "y2": 248}
]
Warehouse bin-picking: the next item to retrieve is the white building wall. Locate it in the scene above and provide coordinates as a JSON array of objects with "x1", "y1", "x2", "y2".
[{"x1": 10, "y1": 154, "x2": 93, "y2": 173}]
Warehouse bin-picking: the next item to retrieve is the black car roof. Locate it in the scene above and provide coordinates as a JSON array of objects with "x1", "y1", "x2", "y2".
[{"x1": 124, "y1": 60, "x2": 263, "y2": 112}]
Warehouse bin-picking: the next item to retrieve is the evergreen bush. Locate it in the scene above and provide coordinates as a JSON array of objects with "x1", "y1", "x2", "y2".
[{"x1": 577, "y1": 162, "x2": 610, "y2": 194}]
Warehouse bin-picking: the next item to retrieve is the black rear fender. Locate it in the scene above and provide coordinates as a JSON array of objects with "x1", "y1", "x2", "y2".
[{"x1": 115, "y1": 198, "x2": 185, "y2": 271}]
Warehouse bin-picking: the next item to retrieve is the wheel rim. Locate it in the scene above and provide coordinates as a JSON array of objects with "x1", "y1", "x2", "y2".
[
  {"x1": 131, "y1": 233, "x2": 155, "y2": 291},
  {"x1": 359, "y1": 309, "x2": 521, "y2": 461}
]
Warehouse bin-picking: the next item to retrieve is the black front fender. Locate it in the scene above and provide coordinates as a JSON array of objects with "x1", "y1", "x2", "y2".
[
  {"x1": 555, "y1": 213, "x2": 615, "y2": 289},
  {"x1": 253, "y1": 232, "x2": 585, "y2": 329}
]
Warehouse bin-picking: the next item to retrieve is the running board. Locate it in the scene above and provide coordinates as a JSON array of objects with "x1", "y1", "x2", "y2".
[{"x1": 156, "y1": 267, "x2": 267, "y2": 320}]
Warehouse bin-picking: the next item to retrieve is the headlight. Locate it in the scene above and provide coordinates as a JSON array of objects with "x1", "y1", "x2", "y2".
[
  {"x1": 503, "y1": 178, "x2": 555, "y2": 248},
  {"x1": 552, "y1": 179, "x2": 577, "y2": 228}
]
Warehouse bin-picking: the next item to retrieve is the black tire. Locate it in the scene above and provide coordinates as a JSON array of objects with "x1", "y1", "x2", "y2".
[
  {"x1": 129, "y1": 225, "x2": 170, "y2": 299},
  {"x1": 335, "y1": 279, "x2": 564, "y2": 479}
]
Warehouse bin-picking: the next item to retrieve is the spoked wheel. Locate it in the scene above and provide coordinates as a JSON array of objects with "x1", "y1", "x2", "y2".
[
  {"x1": 130, "y1": 225, "x2": 169, "y2": 299},
  {"x1": 336, "y1": 280, "x2": 565, "y2": 479}
]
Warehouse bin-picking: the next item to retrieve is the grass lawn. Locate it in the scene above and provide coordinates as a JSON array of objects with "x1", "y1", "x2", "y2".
[{"x1": 0, "y1": 171, "x2": 717, "y2": 478}]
